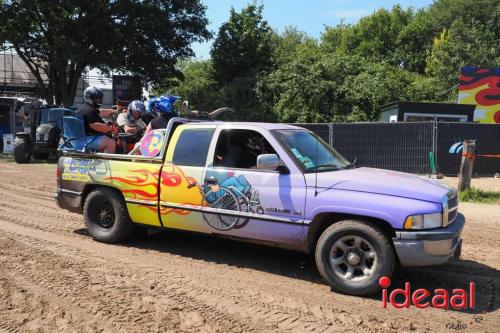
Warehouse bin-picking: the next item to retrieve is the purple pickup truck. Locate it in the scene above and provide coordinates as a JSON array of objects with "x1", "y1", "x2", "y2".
[{"x1": 56, "y1": 119, "x2": 464, "y2": 295}]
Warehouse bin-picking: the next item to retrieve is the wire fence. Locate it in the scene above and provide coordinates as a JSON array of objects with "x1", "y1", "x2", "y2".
[{"x1": 293, "y1": 122, "x2": 500, "y2": 176}]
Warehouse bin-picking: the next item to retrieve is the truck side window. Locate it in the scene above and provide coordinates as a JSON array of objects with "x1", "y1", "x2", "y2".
[
  {"x1": 214, "y1": 130, "x2": 276, "y2": 169},
  {"x1": 172, "y1": 128, "x2": 215, "y2": 167}
]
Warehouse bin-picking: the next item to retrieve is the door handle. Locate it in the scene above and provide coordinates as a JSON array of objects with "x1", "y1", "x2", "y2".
[{"x1": 205, "y1": 176, "x2": 218, "y2": 185}]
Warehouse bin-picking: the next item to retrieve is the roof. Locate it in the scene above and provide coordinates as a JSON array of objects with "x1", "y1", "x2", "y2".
[
  {"x1": 380, "y1": 101, "x2": 476, "y2": 111},
  {"x1": 182, "y1": 121, "x2": 304, "y2": 130}
]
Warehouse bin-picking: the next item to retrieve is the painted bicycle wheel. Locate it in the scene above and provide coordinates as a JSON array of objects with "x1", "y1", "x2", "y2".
[{"x1": 202, "y1": 187, "x2": 240, "y2": 231}]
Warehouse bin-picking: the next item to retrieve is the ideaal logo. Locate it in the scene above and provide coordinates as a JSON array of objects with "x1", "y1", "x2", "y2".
[{"x1": 379, "y1": 276, "x2": 475, "y2": 309}]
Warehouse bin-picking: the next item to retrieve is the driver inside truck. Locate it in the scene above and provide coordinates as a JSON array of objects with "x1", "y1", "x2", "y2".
[{"x1": 78, "y1": 86, "x2": 116, "y2": 154}]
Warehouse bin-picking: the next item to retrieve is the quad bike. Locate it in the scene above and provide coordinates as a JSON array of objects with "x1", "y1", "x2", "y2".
[{"x1": 14, "y1": 106, "x2": 75, "y2": 163}]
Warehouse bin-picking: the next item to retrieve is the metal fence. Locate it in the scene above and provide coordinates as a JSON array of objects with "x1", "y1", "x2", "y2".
[
  {"x1": 436, "y1": 123, "x2": 500, "y2": 175},
  {"x1": 293, "y1": 122, "x2": 500, "y2": 176}
]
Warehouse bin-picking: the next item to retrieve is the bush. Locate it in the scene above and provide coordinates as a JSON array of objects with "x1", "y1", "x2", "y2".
[{"x1": 459, "y1": 187, "x2": 500, "y2": 204}]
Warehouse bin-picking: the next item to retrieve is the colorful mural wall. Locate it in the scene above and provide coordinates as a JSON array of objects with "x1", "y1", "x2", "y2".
[{"x1": 458, "y1": 67, "x2": 500, "y2": 123}]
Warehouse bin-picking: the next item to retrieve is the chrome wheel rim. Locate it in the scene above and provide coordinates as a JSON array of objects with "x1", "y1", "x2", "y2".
[{"x1": 329, "y1": 235, "x2": 377, "y2": 282}]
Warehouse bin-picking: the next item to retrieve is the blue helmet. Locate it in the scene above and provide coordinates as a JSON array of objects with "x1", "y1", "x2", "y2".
[
  {"x1": 148, "y1": 95, "x2": 180, "y2": 115},
  {"x1": 146, "y1": 97, "x2": 160, "y2": 116}
]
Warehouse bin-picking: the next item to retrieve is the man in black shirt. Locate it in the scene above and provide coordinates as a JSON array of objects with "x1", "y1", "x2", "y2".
[{"x1": 78, "y1": 87, "x2": 116, "y2": 153}]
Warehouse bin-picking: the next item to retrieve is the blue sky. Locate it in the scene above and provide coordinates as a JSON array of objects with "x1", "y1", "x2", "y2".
[{"x1": 191, "y1": 0, "x2": 434, "y2": 59}]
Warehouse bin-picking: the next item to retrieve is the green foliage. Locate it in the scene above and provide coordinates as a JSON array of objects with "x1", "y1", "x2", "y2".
[
  {"x1": 258, "y1": 52, "x2": 364, "y2": 122},
  {"x1": 425, "y1": 16, "x2": 500, "y2": 101},
  {"x1": 156, "y1": 59, "x2": 221, "y2": 111},
  {"x1": 164, "y1": 0, "x2": 500, "y2": 123},
  {"x1": 0, "y1": 153, "x2": 14, "y2": 162},
  {"x1": 0, "y1": 0, "x2": 210, "y2": 105},
  {"x1": 210, "y1": 2, "x2": 273, "y2": 84},
  {"x1": 459, "y1": 187, "x2": 500, "y2": 204},
  {"x1": 342, "y1": 6, "x2": 413, "y2": 66},
  {"x1": 344, "y1": 63, "x2": 416, "y2": 121}
]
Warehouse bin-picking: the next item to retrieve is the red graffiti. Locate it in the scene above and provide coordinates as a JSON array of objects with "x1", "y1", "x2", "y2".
[
  {"x1": 459, "y1": 68, "x2": 500, "y2": 107},
  {"x1": 494, "y1": 110, "x2": 500, "y2": 123}
]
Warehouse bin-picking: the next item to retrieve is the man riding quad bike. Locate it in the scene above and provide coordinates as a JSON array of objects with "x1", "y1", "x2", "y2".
[{"x1": 115, "y1": 100, "x2": 147, "y2": 153}]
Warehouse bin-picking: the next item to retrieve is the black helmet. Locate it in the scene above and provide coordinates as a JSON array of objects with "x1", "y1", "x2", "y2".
[
  {"x1": 127, "y1": 100, "x2": 146, "y2": 121},
  {"x1": 83, "y1": 86, "x2": 104, "y2": 107}
]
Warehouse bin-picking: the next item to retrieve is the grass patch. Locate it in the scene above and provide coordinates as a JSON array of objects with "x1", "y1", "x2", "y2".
[
  {"x1": 459, "y1": 187, "x2": 500, "y2": 204},
  {"x1": 0, "y1": 153, "x2": 14, "y2": 162}
]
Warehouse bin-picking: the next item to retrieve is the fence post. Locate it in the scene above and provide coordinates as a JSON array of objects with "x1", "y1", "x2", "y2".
[
  {"x1": 328, "y1": 123, "x2": 333, "y2": 147},
  {"x1": 458, "y1": 140, "x2": 475, "y2": 192},
  {"x1": 431, "y1": 121, "x2": 438, "y2": 177}
]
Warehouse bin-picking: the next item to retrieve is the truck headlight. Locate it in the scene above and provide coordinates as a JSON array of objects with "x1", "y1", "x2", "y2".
[{"x1": 404, "y1": 213, "x2": 442, "y2": 230}]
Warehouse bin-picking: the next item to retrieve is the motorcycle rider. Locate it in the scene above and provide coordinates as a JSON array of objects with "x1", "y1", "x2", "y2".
[
  {"x1": 117, "y1": 100, "x2": 147, "y2": 135},
  {"x1": 78, "y1": 86, "x2": 116, "y2": 153},
  {"x1": 145, "y1": 95, "x2": 180, "y2": 133}
]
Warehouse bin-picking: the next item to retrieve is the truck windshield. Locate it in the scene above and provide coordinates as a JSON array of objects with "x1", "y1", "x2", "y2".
[{"x1": 273, "y1": 129, "x2": 350, "y2": 172}]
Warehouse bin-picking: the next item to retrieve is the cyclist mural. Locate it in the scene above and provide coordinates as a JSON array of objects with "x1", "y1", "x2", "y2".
[{"x1": 188, "y1": 170, "x2": 264, "y2": 231}]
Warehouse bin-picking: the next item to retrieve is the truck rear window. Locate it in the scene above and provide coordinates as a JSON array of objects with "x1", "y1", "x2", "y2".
[{"x1": 172, "y1": 128, "x2": 215, "y2": 167}]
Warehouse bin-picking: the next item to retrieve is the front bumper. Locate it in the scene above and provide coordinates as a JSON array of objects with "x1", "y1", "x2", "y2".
[{"x1": 393, "y1": 213, "x2": 465, "y2": 267}]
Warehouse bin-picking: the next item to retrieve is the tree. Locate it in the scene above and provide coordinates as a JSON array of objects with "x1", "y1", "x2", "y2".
[
  {"x1": 425, "y1": 19, "x2": 500, "y2": 101},
  {"x1": 271, "y1": 26, "x2": 315, "y2": 65},
  {"x1": 399, "y1": 0, "x2": 500, "y2": 73},
  {"x1": 210, "y1": 2, "x2": 273, "y2": 84},
  {"x1": 344, "y1": 63, "x2": 416, "y2": 121},
  {"x1": 258, "y1": 50, "x2": 368, "y2": 123},
  {"x1": 158, "y1": 59, "x2": 223, "y2": 112},
  {"x1": 322, "y1": 6, "x2": 414, "y2": 67},
  {"x1": 0, "y1": 0, "x2": 210, "y2": 105}
]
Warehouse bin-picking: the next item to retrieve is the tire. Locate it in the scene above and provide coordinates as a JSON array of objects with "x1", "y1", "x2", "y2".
[
  {"x1": 315, "y1": 220, "x2": 395, "y2": 296},
  {"x1": 13, "y1": 137, "x2": 32, "y2": 163},
  {"x1": 83, "y1": 188, "x2": 134, "y2": 243},
  {"x1": 33, "y1": 152, "x2": 49, "y2": 160}
]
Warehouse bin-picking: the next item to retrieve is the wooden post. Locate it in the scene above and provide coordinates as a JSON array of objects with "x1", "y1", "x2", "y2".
[{"x1": 458, "y1": 140, "x2": 475, "y2": 192}]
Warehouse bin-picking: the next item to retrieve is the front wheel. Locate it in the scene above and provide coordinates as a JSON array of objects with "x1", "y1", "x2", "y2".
[
  {"x1": 315, "y1": 220, "x2": 395, "y2": 296},
  {"x1": 83, "y1": 188, "x2": 134, "y2": 243},
  {"x1": 13, "y1": 137, "x2": 31, "y2": 163}
]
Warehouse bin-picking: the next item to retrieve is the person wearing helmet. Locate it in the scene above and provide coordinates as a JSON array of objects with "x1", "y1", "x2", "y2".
[
  {"x1": 146, "y1": 95, "x2": 180, "y2": 132},
  {"x1": 78, "y1": 86, "x2": 116, "y2": 153},
  {"x1": 117, "y1": 100, "x2": 147, "y2": 135}
]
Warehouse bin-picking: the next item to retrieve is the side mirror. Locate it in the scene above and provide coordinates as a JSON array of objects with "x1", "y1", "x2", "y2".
[{"x1": 257, "y1": 154, "x2": 289, "y2": 173}]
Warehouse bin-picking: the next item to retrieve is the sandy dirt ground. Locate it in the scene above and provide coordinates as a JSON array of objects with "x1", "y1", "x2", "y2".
[
  {"x1": 0, "y1": 159, "x2": 498, "y2": 333},
  {"x1": 440, "y1": 176, "x2": 500, "y2": 192}
]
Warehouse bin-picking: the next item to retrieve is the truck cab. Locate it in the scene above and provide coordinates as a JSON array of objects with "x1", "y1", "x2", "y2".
[{"x1": 56, "y1": 119, "x2": 465, "y2": 296}]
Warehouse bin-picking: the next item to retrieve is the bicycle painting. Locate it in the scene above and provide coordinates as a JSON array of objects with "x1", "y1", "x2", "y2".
[{"x1": 187, "y1": 172, "x2": 265, "y2": 231}]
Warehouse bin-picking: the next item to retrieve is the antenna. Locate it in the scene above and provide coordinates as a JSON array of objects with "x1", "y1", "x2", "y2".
[{"x1": 314, "y1": 133, "x2": 319, "y2": 197}]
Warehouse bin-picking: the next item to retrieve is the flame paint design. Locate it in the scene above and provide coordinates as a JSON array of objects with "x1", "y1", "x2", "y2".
[{"x1": 105, "y1": 164, "x2": 199, "y2": 216}]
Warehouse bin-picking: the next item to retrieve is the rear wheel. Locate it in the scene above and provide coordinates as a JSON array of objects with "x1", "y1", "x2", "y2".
[
  {"x1": 83, "y1": 188, "x2": 134, "y2": 243},
  {"x1": 315, "y1": 220, "x2": 395, "y2": 296},
  {"x1": 13, "y1": 137, "x2": 31, "y2": 163}
]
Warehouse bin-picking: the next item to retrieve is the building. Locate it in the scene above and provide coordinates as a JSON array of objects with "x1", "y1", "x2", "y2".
[
  {"x1": 379, "y1": 101, "x2": 476, "y2": 122},
  {"x1": 0, "y1": 51, "x2": 45, "y2": 97},
  {"x1": 1, "y1": 50, "x2": 114, "y2": 109}
]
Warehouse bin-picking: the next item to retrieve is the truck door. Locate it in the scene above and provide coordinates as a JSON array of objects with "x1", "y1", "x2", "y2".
[
  {"x1": 201, "y1": 127, "x2": 306, "y2": 248},
  {"x1": 159, "y1": 124, "x2": 216, "y2": 230}
]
